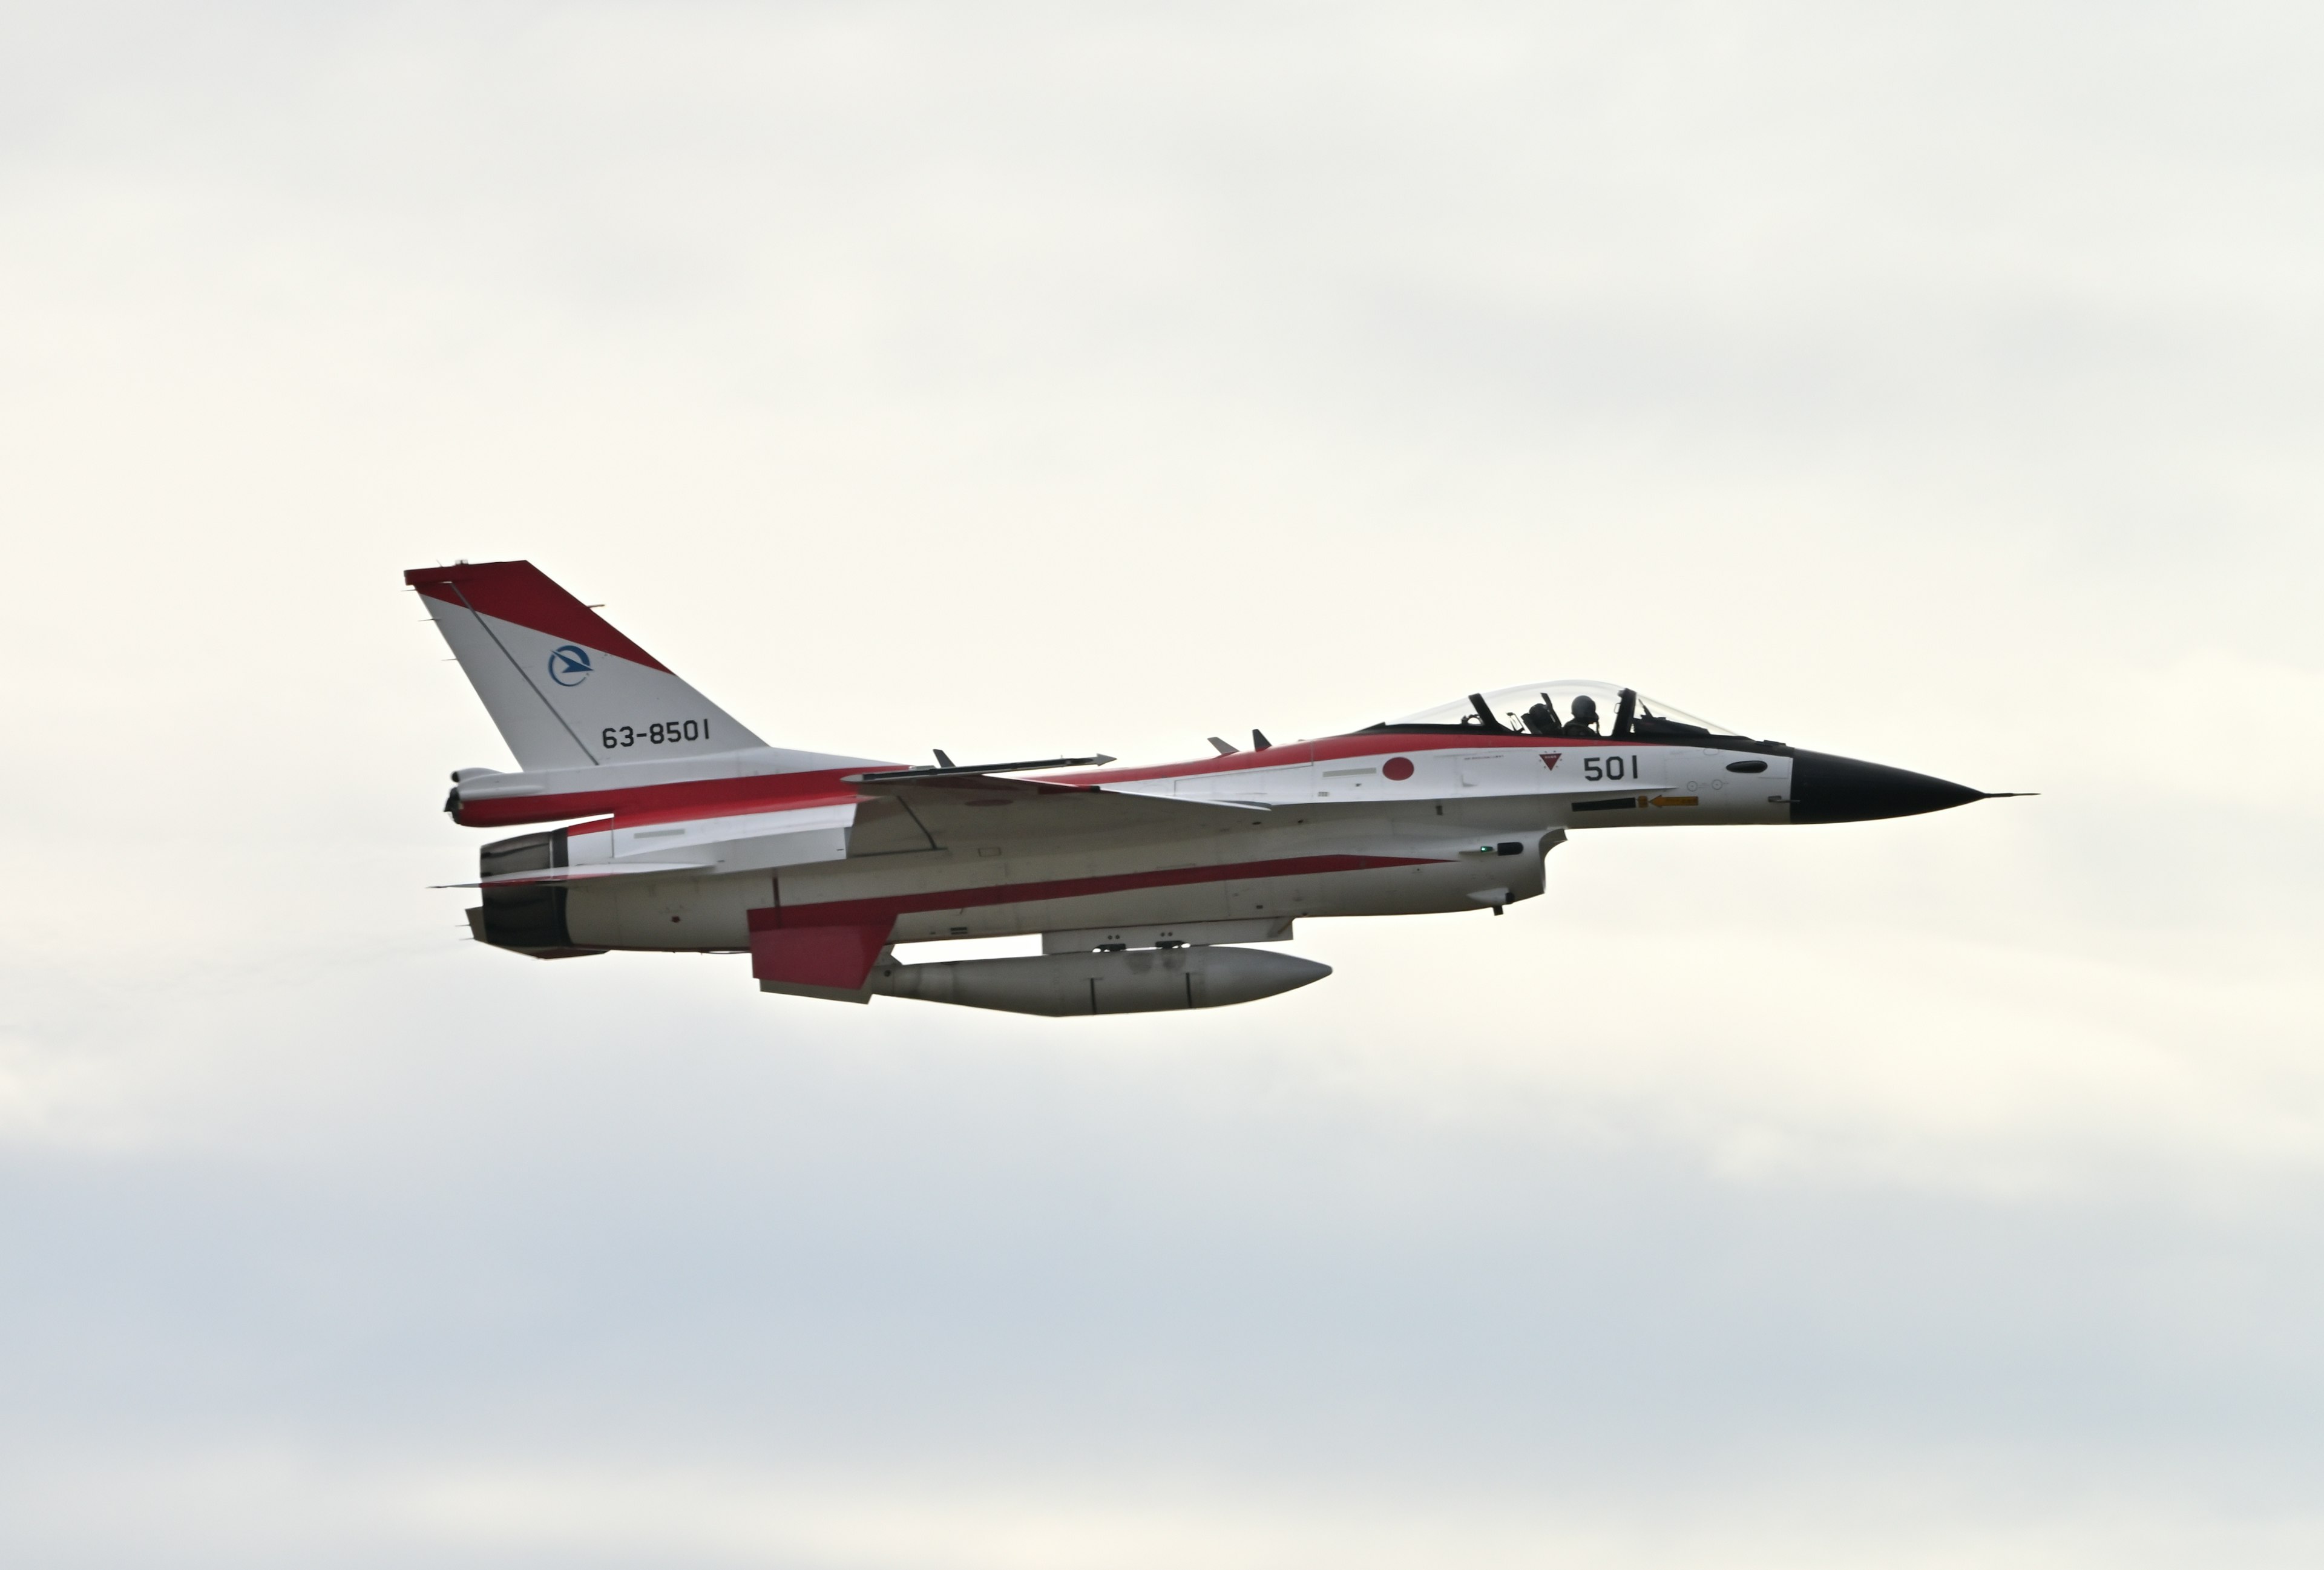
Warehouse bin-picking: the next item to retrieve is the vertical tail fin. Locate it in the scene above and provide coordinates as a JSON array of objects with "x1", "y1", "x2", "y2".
[{"x1": 405, "y1": 561, "x2": 763, "y2": 771}]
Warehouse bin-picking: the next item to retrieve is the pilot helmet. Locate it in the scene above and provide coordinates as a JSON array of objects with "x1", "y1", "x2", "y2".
[{"x1": 1569, "y1": 693, "x2": 1599, "y2": 720}]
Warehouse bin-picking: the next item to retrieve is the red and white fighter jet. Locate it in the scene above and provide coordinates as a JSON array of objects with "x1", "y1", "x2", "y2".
[{"x1": 411, "y1": 560, "x2": 2021, "y2": 1016}]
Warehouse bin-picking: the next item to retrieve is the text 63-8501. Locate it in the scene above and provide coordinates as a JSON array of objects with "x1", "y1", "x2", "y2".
[{"x1": 600, "y1": 719, "x2": 711, "y2": 750}]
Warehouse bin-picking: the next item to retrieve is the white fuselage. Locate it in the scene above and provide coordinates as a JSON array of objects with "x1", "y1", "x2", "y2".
[{"x1": 463, "y1": 732, "x2": 1797, "y2": 954}]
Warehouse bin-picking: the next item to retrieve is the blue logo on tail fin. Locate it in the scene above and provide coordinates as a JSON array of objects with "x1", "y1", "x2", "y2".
[{"x1": 547, "y1": 645, "x2": 594, "y2": 687}]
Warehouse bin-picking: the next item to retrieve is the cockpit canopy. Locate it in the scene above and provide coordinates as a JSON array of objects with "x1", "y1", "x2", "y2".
[{"x1": 1385, "y1": 680, "x2": 1742, "y2": 740}]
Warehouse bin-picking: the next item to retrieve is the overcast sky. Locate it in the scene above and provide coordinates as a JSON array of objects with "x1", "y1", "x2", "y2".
[{"x1": 4, "y1": 4, "x2": 2322, "y2": 1565}]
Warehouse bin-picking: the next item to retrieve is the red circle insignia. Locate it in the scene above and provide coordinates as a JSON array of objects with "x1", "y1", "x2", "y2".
[{"x1": 1382, "y1": 756, "x2": 1414, "y2": 781}]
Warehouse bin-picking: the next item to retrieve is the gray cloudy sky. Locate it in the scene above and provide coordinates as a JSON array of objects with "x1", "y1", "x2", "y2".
[{"x1": 4, "y1": 3, "x2": 2322, "y2": 1565}]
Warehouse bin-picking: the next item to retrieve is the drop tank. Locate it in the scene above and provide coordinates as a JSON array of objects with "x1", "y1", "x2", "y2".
[{"x1": 857, "y1": 945, "x2": 1331, "y2": 1016}]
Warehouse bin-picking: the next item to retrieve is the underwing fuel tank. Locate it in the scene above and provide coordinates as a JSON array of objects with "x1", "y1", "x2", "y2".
[{"x1": 867, "y1": 945, "x2": 1331, "y2": 1016}]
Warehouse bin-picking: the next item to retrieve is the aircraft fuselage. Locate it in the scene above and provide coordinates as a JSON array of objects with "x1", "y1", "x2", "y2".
[{"x1": 410, "y1": 560, "x2": 2015, "y2": 1013}]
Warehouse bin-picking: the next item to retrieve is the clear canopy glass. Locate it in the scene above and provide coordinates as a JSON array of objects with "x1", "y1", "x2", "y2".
[{"x1": 1387, "y1": 680, "x2": 1742, "y2": 739}]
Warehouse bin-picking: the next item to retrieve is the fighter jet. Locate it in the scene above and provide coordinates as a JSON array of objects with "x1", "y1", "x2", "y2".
[{"x1": 410, "y1": 560, "x2": 2024, "y2": 1016}]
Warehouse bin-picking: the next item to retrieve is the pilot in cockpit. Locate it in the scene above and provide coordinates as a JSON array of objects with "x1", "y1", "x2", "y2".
[{"x1": 1521, "y1": 691, "x2": 1602, "y2": 737}]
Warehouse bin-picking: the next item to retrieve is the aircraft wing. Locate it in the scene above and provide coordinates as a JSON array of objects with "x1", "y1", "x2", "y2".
[
  {"x1": 847, "y1": 764, "x2": 1272, "y2": 855},
  {"x1": 850, "y1": 757, "x2": 1269, "y2": 810},
  {"x1": 847, "y1": 755, "x2": 1115, "y2": 785}
]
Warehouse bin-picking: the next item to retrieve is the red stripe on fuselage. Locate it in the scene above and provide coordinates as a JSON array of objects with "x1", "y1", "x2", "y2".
[
  {"x1": 1048, "y1": 731, "x2": 1664, "y2": 787},
  {"x1": 451, "y1": 730, "x2": 1675, "y2": 827},
  {"x1": 405, "y1": 560, "x2": 670, "y2": 672},
  {"x1": 751, "y1": 853, "x2": 1436, "y2": 931},
  {"x1": 448, "y1": 734, "x2": 1673, "y2": 836}
]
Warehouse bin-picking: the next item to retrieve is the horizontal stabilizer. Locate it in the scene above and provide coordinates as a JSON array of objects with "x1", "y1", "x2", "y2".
[
  {"x1": 567, "y1": 803, "x2": 856, "y2": 873},
  {"x1": 435, "y1": 862, "x2": 704, "y2": 888},
  {"x1": 455, "y1": 801, "x2": 859, "y2": 888}
]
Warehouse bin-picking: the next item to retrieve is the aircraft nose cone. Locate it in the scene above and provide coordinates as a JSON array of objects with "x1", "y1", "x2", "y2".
[{"x1": 1787, "y1": 749, "x2": 1986, "y2": 824}]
